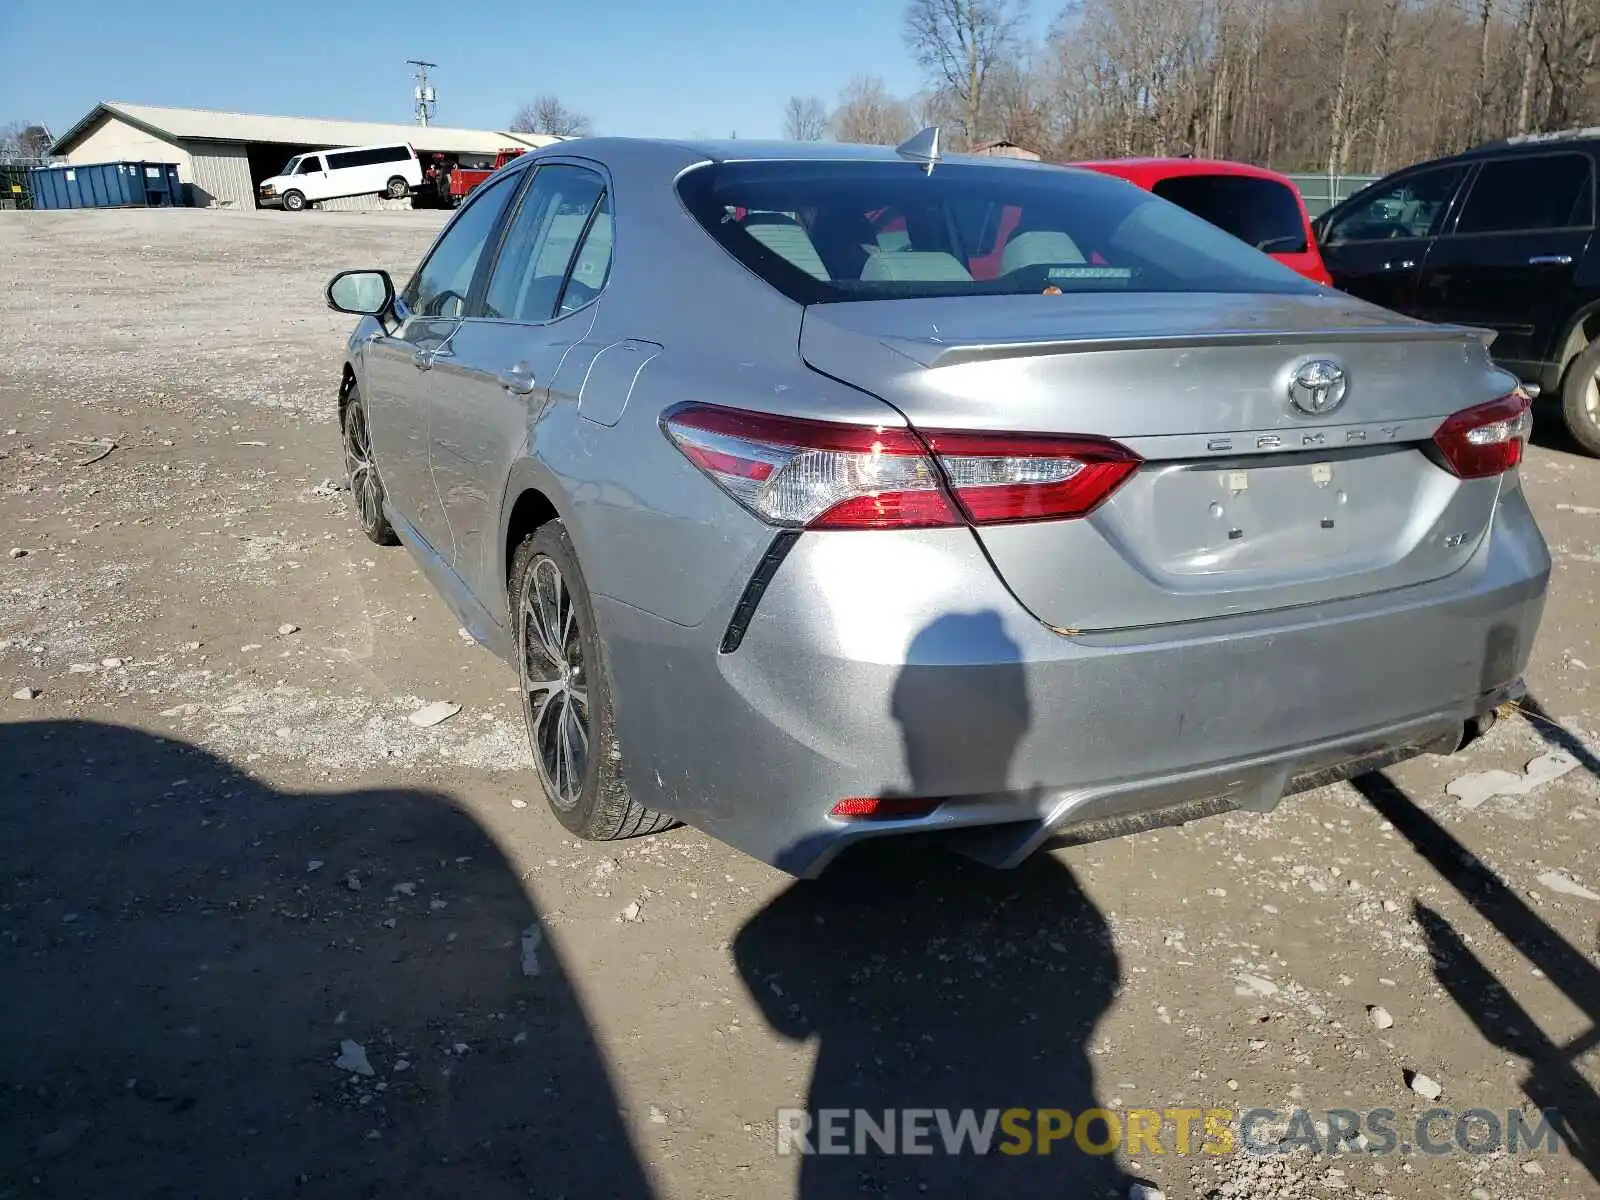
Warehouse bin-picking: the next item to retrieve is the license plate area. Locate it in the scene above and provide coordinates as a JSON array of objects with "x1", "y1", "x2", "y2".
[{"x1": 1123, "y1": 446, "x2": 1427, "y2": 578}]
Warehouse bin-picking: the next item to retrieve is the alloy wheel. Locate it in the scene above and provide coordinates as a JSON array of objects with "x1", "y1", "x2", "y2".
[
  {"x1": 344, "y1": 405, "x2": 382, "y2": 532},
  {"x1": 520, "y1": 556, "x2": 590, "y2": 809}
]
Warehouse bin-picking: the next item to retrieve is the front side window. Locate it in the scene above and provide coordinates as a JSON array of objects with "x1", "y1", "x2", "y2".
[
  {"x1": 404, "y1": 171, "x2": 521, "y2": 319},
  {"x1": 297, "y1": 156, "x2": 323, "y2": 176},
  {"x1": 482, "y1": 164, "x2": 606, "y2": 322},
  {"x1": 1151, "y1": 174, "x2": 1308, "y2": 254},
  {"x1": 677, "y1": 160, "x2": 1314, "y2": 304},
  {"x1": 1454, "y1": 154, "x2": 1594, "y2": 234},
  {"x1": 1321, "y1": 167, "x2": 1466, "y2": 245}
]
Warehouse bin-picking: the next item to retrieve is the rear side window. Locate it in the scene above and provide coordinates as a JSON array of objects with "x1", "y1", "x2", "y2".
[
  {"x1": 325, "y1": 147, "x2": 408, "y2": 170},
  {"x1": 1150, "y1": 174, "x2": 1307, "y2": 254},
  {"x1": 562, "y1": 192, "x2": 613, "y2": 314},
  {"x1": 1454, "y1": 154, "x2": 1594, "y2": 233},
  {"x1": 678, "y1": 161, "x2": 1313, "y2": 303},
  {"x1": 482, "y1": 165, "x2": 607, "y2": 322}
]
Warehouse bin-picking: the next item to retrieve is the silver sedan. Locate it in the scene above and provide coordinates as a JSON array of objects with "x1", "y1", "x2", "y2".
[{"x1": 325, "y1": 134, "x2": 1549, "y2": 876}]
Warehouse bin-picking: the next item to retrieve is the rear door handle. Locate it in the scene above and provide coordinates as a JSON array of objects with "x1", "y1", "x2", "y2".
[
  {"x1": 1529, "y1": 254, "x2": 1573, "y2": 266},
  {"x1": 499, "y1": 364, "x2": 537, "y2": 395}
]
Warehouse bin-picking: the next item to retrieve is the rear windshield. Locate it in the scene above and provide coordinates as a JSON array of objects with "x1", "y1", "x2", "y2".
[
  {"x1": 676, "y1": 160, "x2": 1315, "y2": 304},
  {"x1": 1150, "y1": 174, "x2": 1308, "y2": 255}
]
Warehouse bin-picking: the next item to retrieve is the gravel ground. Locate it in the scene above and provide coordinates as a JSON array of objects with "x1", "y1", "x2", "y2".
[{"x1": 1, "y1": 208, "x2": 1598, "y2": 1200}]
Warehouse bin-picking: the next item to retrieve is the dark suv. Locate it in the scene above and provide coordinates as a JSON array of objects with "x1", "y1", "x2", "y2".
[{"x1": 1315, "y1": 129, "x2": 1600, "y2": 452}]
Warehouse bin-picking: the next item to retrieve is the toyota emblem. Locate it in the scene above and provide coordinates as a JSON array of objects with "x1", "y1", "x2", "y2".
[{"x1": 1287, "y1": 359, "x2": 1349, "y2": 415}]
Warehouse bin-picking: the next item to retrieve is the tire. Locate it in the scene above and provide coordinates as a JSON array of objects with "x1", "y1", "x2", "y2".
[
  {"x1": 341, "y1": 387, "x2": 399, "y2": 546},
  {"x1": 282, "y1": 189, "x2": 306, "y2": 213},
  {"x1": 1561, "y1": 338, "x2": 1600, "y2": 457},
  {"x1": 510, "y1": 521, "x2": 675, "y2": 841},
  {"x1": 385, "y1": 176, "x2": 409, "y2": 200}
]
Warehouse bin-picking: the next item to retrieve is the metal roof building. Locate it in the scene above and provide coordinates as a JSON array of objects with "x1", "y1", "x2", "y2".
[{"x1": 47, "y1": 102, "x2": 557, "y2": 210}]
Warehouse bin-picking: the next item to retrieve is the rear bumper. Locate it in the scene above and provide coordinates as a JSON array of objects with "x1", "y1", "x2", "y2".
[{"x1": 597, "y1": 488, "x2": 1549, "y2": 877}]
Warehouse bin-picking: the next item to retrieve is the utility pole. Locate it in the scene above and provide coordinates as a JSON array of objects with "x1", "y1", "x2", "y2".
[{"x1": 408, "y1": 60, "x2": 438, "y2": 127}]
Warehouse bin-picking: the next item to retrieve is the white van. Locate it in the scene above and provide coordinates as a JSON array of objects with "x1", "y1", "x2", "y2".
[{"x1": 258, "y1": 143, "x2": 423, "y2": 211}]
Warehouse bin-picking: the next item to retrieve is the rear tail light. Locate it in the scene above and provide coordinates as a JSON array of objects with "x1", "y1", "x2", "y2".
[
  {"x1": 662, "y1": 404, "x2": 1140, "y2": 530},
  {"x1": 1432, "y1": 392, "x2": 1533, "y2": 479}
]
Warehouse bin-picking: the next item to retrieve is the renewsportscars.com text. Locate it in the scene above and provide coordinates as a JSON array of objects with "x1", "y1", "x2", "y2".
[{"x1": 775, "y1": 1107, "x2": 1562, "y2": 1158}]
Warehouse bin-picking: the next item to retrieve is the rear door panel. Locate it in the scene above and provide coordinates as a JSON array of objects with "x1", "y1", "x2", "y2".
[
  {"x1": 429, "y1": 162, "x2": 609, "y2": 608},
  {"x1": 1414, "y1": 151, "x2": 1596, "y2": 371}
]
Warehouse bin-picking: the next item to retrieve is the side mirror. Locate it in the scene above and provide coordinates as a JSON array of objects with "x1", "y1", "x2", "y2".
[{"x1": 327, "y1": 269, "x2": 395, "y2": 316}]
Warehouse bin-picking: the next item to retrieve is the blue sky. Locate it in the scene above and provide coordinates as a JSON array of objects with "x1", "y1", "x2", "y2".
[{"x1": 1, "y1": 0, "x2": 949, "y2": 140}]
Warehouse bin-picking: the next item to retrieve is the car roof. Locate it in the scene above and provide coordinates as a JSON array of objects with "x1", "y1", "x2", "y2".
[
  {"x1": 527, "y1": 135, "x2": 1072, "y2": 172},
  {"x1": 1073, "y1": 157, "x2": 1297, "y2": 186},
  {"x1": 1397, "y1": 129, "x2": 1600, "y2": 172}
]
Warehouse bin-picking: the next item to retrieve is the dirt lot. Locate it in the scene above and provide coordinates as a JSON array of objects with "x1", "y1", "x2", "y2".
[{"x1": 1, "y1": 208, "x2": 1598, "y2": 1200}]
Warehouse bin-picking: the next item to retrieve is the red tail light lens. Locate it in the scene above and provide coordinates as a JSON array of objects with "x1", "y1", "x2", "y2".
[
  {"x1": 922, "y1": 431, "x2": 1142, "y2": 523},
  {"x1": 829, "y1": 796, "x2": 943, "y2": 820},
  {"x1": 663, "y1": 404, "x2": 1141, "y2": 530},
  {"x1": 1432, "y1": 392, "x2": 1533, "y2": 479}
]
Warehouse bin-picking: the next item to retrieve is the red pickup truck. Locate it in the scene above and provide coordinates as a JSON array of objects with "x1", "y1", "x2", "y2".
[{"x1": 422, "y1": 148, "x2": 526, "y2": 207}]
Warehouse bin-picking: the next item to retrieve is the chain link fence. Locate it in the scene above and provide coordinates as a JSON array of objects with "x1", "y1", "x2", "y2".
[{"x1": 1285, "y1": 172, "x2": 1383, "y2": 217}]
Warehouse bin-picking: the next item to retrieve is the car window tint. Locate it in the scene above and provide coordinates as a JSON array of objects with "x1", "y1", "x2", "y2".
[
  {"x1": 405, "y1": 172, "x2": 520, "y2": 319},
  {"x1": 482, "y1": 165, "x2": 606, "y2": 323},
  {"x1": 297, "y1": 157, "x2": 322, "y2": 175},
  {"x1": 1322, "y1": 167, "x2": 1466, "y2": 245},
  {"x1": 1151, "y1": 175, "x2": 1307, "y2": 254},
  {"x1": 1455, "y1": 154, "x2": 1594, "y2": 234},
  {"x1": 678, "y1": 160, "x2": 1314, "y2": 302},
  {"x1": 559, "y1": 192, "x2": 613, "y2": 315}
]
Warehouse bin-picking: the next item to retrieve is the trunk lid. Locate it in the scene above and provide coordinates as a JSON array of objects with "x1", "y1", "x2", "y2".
[{"x1": 800, "y1": 291, "x2": 1514, "y2": 632}]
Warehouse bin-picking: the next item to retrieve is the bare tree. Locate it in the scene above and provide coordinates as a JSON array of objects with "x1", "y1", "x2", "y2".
[
  {"x1": 882, "y1": 0, "x2": 1600, "y2": 173},
  {"x1": 904, "y1": 0, "x2": 1031, "y2": 145},
  {"x1": 510, "y1": 96, "x2": 595, "y2": 138},
  {"x1": 831, "y1": 75, "x2": 914, "y2": 144},
  {"x1": 0, "y1": 121, "x2": 50, "y2": 164},
  {"x1": 783, "y1": 96, "x2": 831, "y2": 140}
]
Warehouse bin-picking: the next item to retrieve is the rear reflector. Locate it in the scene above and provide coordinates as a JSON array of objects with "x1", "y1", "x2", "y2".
[
  {"x1": 829, "y1": 796, "x2": 943, "y2": 820},
  {"x1": 1432, "y1": 392, "x2": 1533, "y2": 479},
  {"x1": 663, "y1": 404, "x2": 1140, "y2": 530}
]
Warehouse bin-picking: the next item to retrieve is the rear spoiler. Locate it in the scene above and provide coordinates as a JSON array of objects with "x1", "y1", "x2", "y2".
[{"x1": 894, "y1": 323, "x2": 1497, "y2": 369}]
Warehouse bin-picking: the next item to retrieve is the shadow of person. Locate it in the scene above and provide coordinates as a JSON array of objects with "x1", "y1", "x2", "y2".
[
  {"x1": 1415, "y1": 902, "x2": 1599, "y2": 1177},
  {"x1": 0, "y1": 719, "x2": 652, "y2": 1200},
  {"x1": 734, "y1": 613, "x2": 1132, "y2": 1198},
  {"x1": 1354, "y1": 768, "x2": 1599, "y2": 1184}
]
